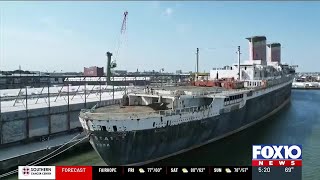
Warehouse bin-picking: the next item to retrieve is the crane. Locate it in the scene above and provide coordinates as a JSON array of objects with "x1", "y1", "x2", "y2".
[
  {"x1": 111, "y1": 11, "x2": 128, "y2": 69},
  {"x1": 106, "y1": 11, "x2": 128, "y2": 84}
]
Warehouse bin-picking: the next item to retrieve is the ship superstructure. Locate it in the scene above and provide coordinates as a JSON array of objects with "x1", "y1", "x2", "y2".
[{"x1": 79, "y1": 36, "x2": 295, "y2": 165}]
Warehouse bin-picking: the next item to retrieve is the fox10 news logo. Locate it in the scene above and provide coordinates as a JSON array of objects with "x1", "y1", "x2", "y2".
[{"x1": 252, "y1": 145, "x2": 302, "y2": 166}]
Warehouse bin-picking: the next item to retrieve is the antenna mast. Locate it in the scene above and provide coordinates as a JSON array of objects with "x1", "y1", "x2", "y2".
[
  {"x1": 237, "y1": 46, "x2": 241, "y2": 80},
  {"x1": 196, "y1": 48, "x2": 199, "y2": 81}
]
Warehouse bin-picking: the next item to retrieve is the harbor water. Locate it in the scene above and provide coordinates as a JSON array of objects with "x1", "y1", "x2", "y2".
[{"x1": 5, "y1": 89, "x2": 320, "y2": 180}]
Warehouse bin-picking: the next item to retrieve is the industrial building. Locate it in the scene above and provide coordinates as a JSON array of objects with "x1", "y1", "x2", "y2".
[{"x1": 83, "y1": 66, "x2": 104, "y2": 77}]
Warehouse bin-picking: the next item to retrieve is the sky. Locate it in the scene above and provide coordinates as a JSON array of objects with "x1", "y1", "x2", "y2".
[{"x1": 0, "y1": 1, "x2": 320, "y2": 73}]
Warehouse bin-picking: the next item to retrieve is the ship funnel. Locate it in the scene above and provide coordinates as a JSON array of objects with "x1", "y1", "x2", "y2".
[
  {"x1": 267, "y1": 43, "x2": 281, "y2": 63},
  {"x1": 246, "y1": 36, "x2": 267, "y2": 63}
]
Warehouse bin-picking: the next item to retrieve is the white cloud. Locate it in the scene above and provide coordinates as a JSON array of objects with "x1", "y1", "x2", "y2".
[{"x1": 163, "y1": 7, "x2": 173, "y2": 16}]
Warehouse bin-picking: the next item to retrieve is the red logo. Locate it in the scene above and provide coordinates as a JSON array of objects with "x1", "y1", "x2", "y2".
[{"x1": 22, "y1": 167, "x2": 30, "y2": 176}]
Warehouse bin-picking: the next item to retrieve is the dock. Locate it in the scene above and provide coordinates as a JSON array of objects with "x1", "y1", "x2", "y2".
[
  {"x1": 0, "y1": 132, "x2": 87, "y2": 173},
  {"x1": 0, "y1": 85, "x2": 127, "y2": 173},
  {"x1": 292, "y1": 82, "x2": 320, "y2": 89}
]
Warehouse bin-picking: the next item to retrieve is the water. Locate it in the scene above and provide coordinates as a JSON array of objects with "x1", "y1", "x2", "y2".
[{"x1": 5, "y1": 90, "x2": 320, "y2": 180}]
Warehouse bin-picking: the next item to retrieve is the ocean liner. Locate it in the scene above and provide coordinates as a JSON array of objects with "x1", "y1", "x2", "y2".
[{"x1": 79, "y1": 36, "x2": 296, "y2": 165}]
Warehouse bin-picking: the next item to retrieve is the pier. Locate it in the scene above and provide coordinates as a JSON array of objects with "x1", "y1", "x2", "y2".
[{"x1": 0, "y1": 82, "x2": 127, "y2": 172}]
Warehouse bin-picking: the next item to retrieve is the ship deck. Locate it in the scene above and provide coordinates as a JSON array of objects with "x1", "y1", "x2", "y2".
[
  {"x1": 94, "y1": 105, "x2": 157, "y2": 114},
  {"x1": 85, "y1": 105, "x2": 160, "y2": 120},
  {"x1": 85, "y1": 86, "x2": 250, "y2": 120},
  {"x1": 143, "y1": 85, "x2": 249, "y2": 97},
  {"x1": 150, "y1": 85, "x2": 225, "y2": 92}
]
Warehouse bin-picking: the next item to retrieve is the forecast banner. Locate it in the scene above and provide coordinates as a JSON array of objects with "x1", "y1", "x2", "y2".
[
  {"x1": 18, "y1": 166, "x2": 250, "y2": 179},
  {"x1": 17, "y1": 144, "x2": 302, "y2": 179},
  {"x1": 17, "y1": 165, "x2": 302, "y2": 180}
]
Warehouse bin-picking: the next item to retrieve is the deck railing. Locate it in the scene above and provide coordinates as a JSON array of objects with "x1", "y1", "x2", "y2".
[
  {"x1": 159, "y1": 106, "x2": 200, "y2": 116},
  {"x1": 85, "y1": 104, "x2": 212, "y2": 119}
]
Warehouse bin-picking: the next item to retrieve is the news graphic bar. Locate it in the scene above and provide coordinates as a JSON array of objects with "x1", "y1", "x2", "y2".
[
  {"x1": 252, "y1": 145, "x2": 303, "y2": 180},
  {"x1": 91, "y1": 166, "x2": 252, "y2": 178},
  {"x1": 166, "y1": 167, "x2": 208, "y2": 176},
  {"x1": 251, "y1": 160, "x2": 302, "y2": 166},
  {"x1": 18, "y1": 166, "x2": 252, "y2": 179},
  {"x1": 18, "y1": 166, "x2": 55, "y2": 180},
  {"x1": 252, "y1": 166, "x2": 302, "y2": 180},
  {"x1": 56, "y1": 166, "x2": 92, "y2": 180}
]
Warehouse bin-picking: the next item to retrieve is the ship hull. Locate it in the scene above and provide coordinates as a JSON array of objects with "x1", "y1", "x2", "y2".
[{"x1": 88, "y1": 83, "x2": 292, "y2": 165}]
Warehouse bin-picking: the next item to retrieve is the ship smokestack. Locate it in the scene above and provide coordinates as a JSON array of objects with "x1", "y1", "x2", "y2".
[
  {"x1": 267, "y1": 43, "x2": 281, "y2": 63},
  {"x1": 246, "y1": 36, "x2": 267, "y2": 64}
]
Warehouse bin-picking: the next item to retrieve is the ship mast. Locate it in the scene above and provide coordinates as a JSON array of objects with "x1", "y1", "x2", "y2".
[
  {"x1": 237, "y1": 46, "x2": 241, "y2": 80},
  {"x1": 196, "y1": 48, "x2": 199, "y2": 81}
]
